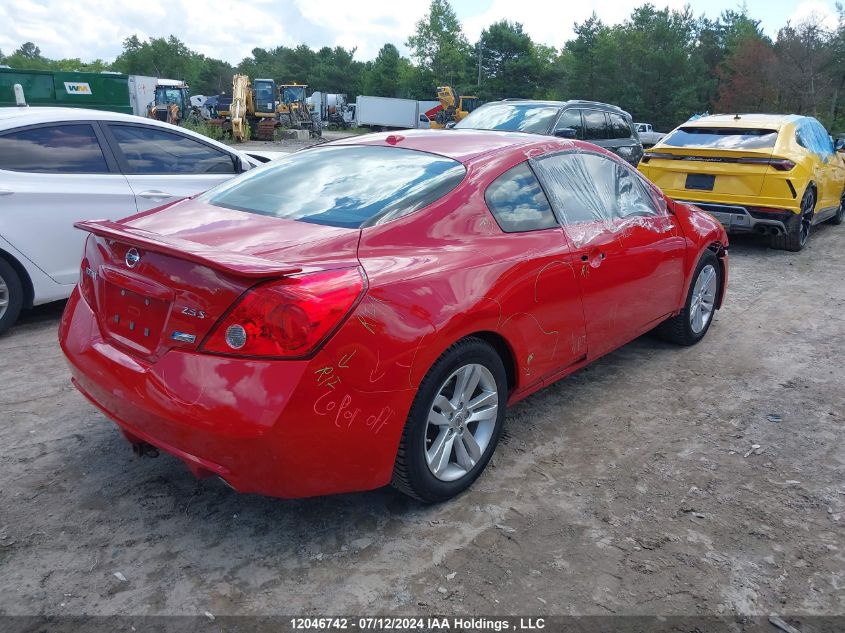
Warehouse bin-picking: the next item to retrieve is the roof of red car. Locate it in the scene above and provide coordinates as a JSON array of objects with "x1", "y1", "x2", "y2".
[{"x1": 328, "y1": 128, "x2": 562, "y2": 163}]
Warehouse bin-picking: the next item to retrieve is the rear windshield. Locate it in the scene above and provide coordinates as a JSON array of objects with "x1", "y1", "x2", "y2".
[
  {"x1": 455, "y1": 103, "x2": 560, "y2": 134},
  {"x1": 201, "y1": 145, "x2": 466, "y2": 228},
  {"x1": 661, "y1": 127, "x2": 778, "y2": 150}
]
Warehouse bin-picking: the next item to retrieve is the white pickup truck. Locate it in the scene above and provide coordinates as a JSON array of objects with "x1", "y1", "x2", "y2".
[{"x1": 635, "y1": 123, "x2": 665, "y2": 148}]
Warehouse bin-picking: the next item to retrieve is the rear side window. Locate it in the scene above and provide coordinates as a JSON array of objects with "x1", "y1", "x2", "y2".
[
  {"x1": 0, "y1": 124, "x2": 108, "y2": 173},
  {"x1": 202, "y1": 145, "x2": 466, "y2": 229},
  {"x1": 108, "y1": 125, "x2": 236, "y2": 175},
  {"x1": 485, "y1": 162, "x2": 558, "y2": 233},
  {"x1": 583, "y1": 110, "x2": 610, "y2": 140},
  {"x1": 662, "y1": 127, "x2": 778, "y2": 149},
  {"x1": 554, "y1": 109, "x2": 583, "y2": 139},
  {"x1": 532, "y1": 152, "x2": 657, "y2": 225},
  {"x1": 795, "y1": 117, "x2": 834, "y2": 159},
  {"x1": 609, "y1": 113, "x2": 632, "y2": 139}
]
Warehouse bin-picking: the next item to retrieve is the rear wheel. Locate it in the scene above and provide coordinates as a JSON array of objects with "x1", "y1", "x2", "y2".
[
  {"x1": 392, "y1": 338, "x2": 507, "y2": 503},
  {"x1": 0, "y1": 258, "x2": 23, "y2": 336},
  {"x1": 655, "y1": 251, "x2": 720, "y2": 346},
  {"x1": 771, "y1": 188, "x2": 814, "y2": 251}
]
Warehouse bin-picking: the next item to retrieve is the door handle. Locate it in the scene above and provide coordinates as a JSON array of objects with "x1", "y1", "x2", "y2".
[
  {"x1": 582, "y1": 250, "x2": 606, "y2": 267},
  {"x1": 0, "y1": 189, "x2": 13, "y2": 196},
  {"x1": 138, "y1": 190, "x2": 173, "y2": 200}
]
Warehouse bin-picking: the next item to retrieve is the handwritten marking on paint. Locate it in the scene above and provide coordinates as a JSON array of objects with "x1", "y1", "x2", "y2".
[
  {"x1": 338, "y1": 350, "x2": 357, "y2": 368},
  {"x1": 313, "y1": 391, "x2": 392, "y2": 434},
  {"x1": 314, "y1": 366, "x2": 341, "y2": 389},
  {"x1": 314, "y1": 349, "x2": 358, "y2": 389}
]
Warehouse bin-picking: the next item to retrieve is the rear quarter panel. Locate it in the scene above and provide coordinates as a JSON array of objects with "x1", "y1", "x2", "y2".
[{"x1": 348, "y1": 140, "x2": 587, "y2": 399}]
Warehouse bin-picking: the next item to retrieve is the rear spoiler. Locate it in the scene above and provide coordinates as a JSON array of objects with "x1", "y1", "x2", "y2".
[{"x1": 75, "y1": 220, "x2": 302, "y2": 278}]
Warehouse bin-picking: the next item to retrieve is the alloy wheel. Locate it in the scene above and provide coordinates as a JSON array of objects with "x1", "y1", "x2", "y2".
[
  {"x1": 689, "y1": 264, "x2": 718, "y2": 334},
  {"x1": 799, "y1": 191, "x2": 814, "y2": 245},
  {"x1": 425, "y1": 363, "x2": 499, "y2": 482},
  {"x1": 0, "y1": 273, "x2": 8, "y2": 320}
]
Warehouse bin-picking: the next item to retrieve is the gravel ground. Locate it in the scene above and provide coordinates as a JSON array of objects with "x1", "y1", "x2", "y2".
[{"x1": 0, "y1": 224, "x2": 843, "y2": 621}]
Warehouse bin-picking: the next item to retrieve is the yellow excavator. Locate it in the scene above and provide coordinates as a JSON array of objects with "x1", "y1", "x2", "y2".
[
  {"x1": 429, "y1": 86, "x2": 479, "y2": 128},
  {"x1": 277, "y1": 83, "x2": 321, "y2": 137},
  {"x1": 212, "y1": 74, "x2": 279, "y2": 141}
]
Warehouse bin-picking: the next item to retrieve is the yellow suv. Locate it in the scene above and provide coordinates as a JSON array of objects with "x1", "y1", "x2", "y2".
[{"x1": 639, "y1": 114, "x2": 845, "y2": 251}]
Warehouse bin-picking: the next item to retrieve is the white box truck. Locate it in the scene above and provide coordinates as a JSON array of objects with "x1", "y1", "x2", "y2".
[
  {"x1": 127, "y1": 75, "x2": 158, "y2": 116},
  {"x1": 355, "y1": 96, "x2": 429, "y2": 130}
]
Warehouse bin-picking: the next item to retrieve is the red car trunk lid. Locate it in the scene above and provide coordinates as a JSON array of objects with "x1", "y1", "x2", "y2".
[{"x1": 76, "y1": 202, "x2": 361, "y2": 360}]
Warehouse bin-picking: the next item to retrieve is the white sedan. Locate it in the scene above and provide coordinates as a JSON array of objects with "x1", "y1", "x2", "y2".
[{"x1": 0, "y1": 107, "x2": 262, "y2": 335}]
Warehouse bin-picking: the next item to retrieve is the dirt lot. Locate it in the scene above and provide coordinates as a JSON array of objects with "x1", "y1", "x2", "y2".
[
  {"x1": 238, "y1": 129, "x2": 358, "y2": 155},
  {"x1": 1, "y1": 224, "x2": 843, "y2": 621}
]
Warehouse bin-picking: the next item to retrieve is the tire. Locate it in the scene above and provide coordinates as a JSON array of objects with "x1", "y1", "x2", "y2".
[
  {"x1": 655, "y1": 251, "x2": 720, "y2": 346},
  {"x1": 771, "y1": 188, "x2": 814, "y2": 251},
  {"x1": 0, "y1": 257, "x2": 24, "y2": 336},
  {"x1": 392, "y1": 337, "x2": 508, "y2": 503},
  {"x1": 828, "y1": 192, "x2": 844, "y2": 225}
]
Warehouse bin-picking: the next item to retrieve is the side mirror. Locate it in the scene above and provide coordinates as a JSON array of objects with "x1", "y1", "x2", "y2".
[
  {"x1": 445, "y1": 121, "x2": 456, "y2": 129},
  {"x1": 236, "y1": 156, "x2": 253, "y2": 172},
  {"x1": 554, "y1": 128, "x2": 576, "y2": 139},
  {"x1": 835, "y1": 138, "x2": 845, "y2": 152}
]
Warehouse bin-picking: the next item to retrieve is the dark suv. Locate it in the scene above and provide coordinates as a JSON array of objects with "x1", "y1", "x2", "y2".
[{"x1": 454, "y1": 99, "x2": 644, "y2": 165}]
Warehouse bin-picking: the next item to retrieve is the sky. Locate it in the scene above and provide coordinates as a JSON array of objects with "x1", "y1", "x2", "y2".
[{"x1": 0, "y1": 0, "x2": 840, "y2": 65}]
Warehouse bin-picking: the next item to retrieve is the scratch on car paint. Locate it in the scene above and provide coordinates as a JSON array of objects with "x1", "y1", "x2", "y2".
[
  {"x1": 480, "y1": 296, "x2": 504, "y2": 327},
  {"x1": 357, "y1": 296, "x2": 390, "y2": 334},
  {"x1": 358, "y1": 315, "x2": 376, "y2": 334},
  {"x1": 570, "y1": 333, "x2": 586, "y2": 354},
  {"x1": 501, "y1": 312, "x2": 560, "y2": 360},
  {"x1": 526, "y1": 353, "x2": 535, "y2": 375},
  {"x1": 402, "y1": 332, "x2": 429, "y2": 388},
  {"x1": 369, "y1": 349, "x2": 386, "y2": 383},
  {"x1": 533, "y1": 261, "x2": 569, "y2": 303}
]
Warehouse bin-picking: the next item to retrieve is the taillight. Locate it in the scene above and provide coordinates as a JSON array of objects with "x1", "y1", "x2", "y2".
[
  {"x1": 201, "y1": 268, "x2": 365, "y2": 358},
  {"x1": 770, "y1": 158, "x2": 796, "y2": 171},
  {"x1": 78, "y1": 237, "x2": 97, "y2": 307}
]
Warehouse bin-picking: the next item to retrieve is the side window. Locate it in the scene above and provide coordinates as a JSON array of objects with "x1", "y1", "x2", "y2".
[
  {"x1": 583, "y1": 110, "x2": 610, "y2": 141},
  {"x1": 617, "y1": 167, "x2": 658, "y2": 219},
  {"x1": 553, "y1": 109, "x2": 583, "y2": 139},
  {"x1": 108, "y1": 125, "x2": 236, "y2": 175},
  {"x1": 485, "y1": 162, "x2": 558, "y2": 233},
  {"x1": 0, "y1": 124, "x2": 109, "y2": 174},
  {"x1": 609, "y1": 113, "x2": 632, "y2": 139},
  {"x1": 533, "y1": 152, "x2": 657, "y2": 225}
]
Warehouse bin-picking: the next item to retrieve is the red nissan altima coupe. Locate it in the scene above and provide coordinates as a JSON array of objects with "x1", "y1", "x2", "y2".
[{"x1": 59, "y1": 130, "x2": 728, "y2": 502}]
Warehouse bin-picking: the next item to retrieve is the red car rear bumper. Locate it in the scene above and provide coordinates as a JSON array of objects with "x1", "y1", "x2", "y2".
[{"x1": 59, "y1": 288, "x2": 412, "y2": 498}]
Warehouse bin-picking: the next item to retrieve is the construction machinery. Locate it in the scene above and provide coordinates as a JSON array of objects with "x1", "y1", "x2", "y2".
[
  {"x1": 146, "y1": 78, "x2": 190, "y2": 125},
  {"x1": 277, "y1": 83, "x2": 321, "y2": 137},
  {"x1": 429, "y1": 86, "x2": 479, "y2": 128},
  {"x1": 212, "y1": 75, "x2": 279, "y2": 141}
]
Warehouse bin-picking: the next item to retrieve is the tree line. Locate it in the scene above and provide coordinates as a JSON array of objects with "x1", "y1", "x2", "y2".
[{"x1": 3, "y1": 0, "x2": 845, "y2": 131}]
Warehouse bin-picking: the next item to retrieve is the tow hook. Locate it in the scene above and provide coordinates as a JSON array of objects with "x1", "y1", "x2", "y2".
[{"x1": 132, "y1": 442, "x2": 159, "y2": 458}]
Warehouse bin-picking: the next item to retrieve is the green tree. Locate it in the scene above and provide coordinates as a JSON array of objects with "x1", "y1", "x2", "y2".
[
  {"x1": 561, "y1": 14, "x2": 619, "y2": 102},
  {"x1": 362, "y1": 44, "x2": 402, "y2": 96},
  {"x1": 407, "y1": 0, "x2": 471, "y2": 89},
  {"x1": 477, "y1": 20, "x2": 541, "y2": 100}
]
